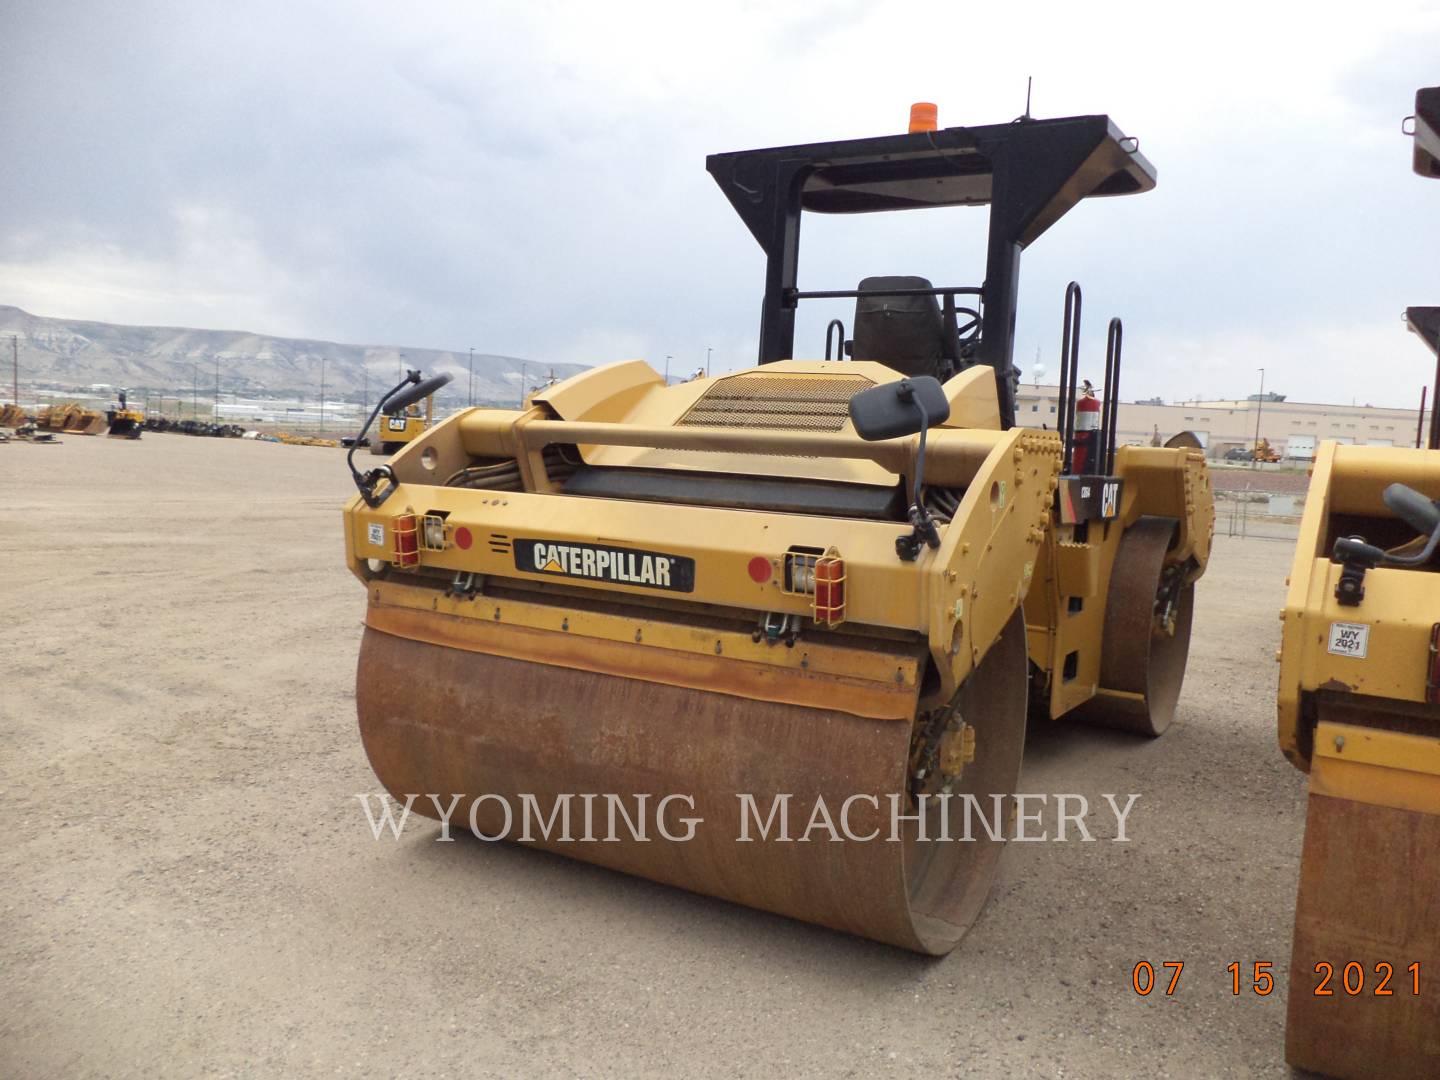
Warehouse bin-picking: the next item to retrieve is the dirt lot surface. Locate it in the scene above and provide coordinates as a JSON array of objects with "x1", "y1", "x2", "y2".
[
  {"x1": 1, "y1": 433, "x2": 1308, "y2": 1078},
  {"x1": 1210, "y1": 466, "x2": 1312, "y2": 495}
]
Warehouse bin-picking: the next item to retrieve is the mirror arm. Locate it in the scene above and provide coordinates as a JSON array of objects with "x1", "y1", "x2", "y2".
[
  {"x1": 911, "y1": 394, "x2": 929, "y2": 507},
  {"x1": 895, "y1": 386, "x2": 942, "y2": 562}
]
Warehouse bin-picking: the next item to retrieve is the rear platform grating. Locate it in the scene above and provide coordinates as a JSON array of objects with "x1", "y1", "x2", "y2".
[{"x1": 676, "y1": 374, "x2": 874, "y2": 432}]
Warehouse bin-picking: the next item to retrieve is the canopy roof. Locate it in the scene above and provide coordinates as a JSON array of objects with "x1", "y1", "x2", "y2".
[
  {"x1": 708, "y1": 113, "x2": 1155, "y2": 252},
  {"x1": 1406, "y1": 307, "x2": 1440, "y2": 357},
  {"x1": 1413, "y1": 86, "x2": 1439, "y2": 179}
]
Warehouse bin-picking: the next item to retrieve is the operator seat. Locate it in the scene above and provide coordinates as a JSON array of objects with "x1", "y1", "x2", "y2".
[{"x1": 851, "y1": 276, "x2": 957, "y2": 381}]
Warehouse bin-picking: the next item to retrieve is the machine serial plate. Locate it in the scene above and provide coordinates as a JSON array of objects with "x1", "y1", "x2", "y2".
[{"x1": 513, "y1": 539, "x2": 696, "y2": 593}]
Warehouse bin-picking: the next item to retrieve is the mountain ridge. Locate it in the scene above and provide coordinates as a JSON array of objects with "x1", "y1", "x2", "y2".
[{"x1": 0, "y1": 305, "x2": 582, "y2": 405}]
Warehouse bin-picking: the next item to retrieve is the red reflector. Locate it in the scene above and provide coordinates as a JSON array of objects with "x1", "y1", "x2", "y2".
[
  {"x1": 748, "y1": 556, "x2": 772, "y2": 583},
  {"x1": 393, "y1": 513, "x2": 419, "y2": 567},
  {"x1": 455, "y1": 526, "x2": 473, "y2": 550}
]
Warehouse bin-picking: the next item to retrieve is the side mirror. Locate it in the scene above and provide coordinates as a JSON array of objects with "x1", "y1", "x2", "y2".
[
  {"x1": 1383, "y1": 482, "x2": 1440, "y2": 537},
  {"x1": 848, "y1": 376, "x2": 950, "y2": 441},
  {"x1": 387, "y1": 371, "x2": 454, "y2": 414}
]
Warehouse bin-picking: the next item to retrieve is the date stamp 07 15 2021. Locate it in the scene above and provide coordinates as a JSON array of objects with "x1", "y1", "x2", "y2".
[{"x1": 1130, "y1": 961, "x2": 1422, "y2": 998}]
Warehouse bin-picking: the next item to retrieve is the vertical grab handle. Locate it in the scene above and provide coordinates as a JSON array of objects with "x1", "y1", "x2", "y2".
[
  {"x1": 1057, "y1": 282, "x2": 1082, "y2": 473},
  {"x1": 1103, "y1": 317, "x2": 1123, "y2": 474},
  {"x1": 825, "y1": 319, "x2": 846, "y2": 362},
  {"x1": 1430, "y1": 353, "x2": 1440, "y2": 450}
]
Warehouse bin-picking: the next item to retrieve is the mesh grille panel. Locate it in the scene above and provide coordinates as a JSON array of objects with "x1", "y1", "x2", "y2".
[{"x1": 676, "y1": 374, "x2": 874, "y2": 432}]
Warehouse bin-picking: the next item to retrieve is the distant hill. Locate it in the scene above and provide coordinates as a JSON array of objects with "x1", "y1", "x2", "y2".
[{"x1": 0, "y1": 305, "x2": 584, "y2": 406}]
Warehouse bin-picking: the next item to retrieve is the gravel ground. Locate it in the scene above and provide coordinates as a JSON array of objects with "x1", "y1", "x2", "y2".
[{"x1": 1, "y1": 433, "x2": 1308, "y2": 1079}]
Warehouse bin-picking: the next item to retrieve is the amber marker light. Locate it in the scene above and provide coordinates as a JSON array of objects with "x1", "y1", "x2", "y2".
[{"x1": 908, "y1": 102, "x2": 938, "y2": 133}]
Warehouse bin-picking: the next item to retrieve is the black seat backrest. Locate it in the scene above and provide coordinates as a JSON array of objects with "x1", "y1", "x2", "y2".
[{"x1": 851, "y1": 276, "x2": 952, "y2": 381}]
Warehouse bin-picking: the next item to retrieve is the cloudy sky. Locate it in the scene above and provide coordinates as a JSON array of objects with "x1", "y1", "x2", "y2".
[{"x1": 3, "y1": 0, "x2": 1438, "y2": 407}]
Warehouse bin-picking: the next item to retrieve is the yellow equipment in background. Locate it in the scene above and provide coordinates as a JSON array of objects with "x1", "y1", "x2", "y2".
[
  {"x1": 0, "y1": 403, "x2": 28, "y2": 428},
  {"x1": 36, "y1": 403, "x2": 107, "y2": 436},
  {"x1": 106, "y1": 389, "x2": 144, "y2": 439},
  {"x1": 369, "y1": 393, "x2": 435, "y2": 455},
  {"x1": 342, "y1": 105, "x2": 1213, "y2": 954},
  {"x1": 1278, "y1": 86, "x2": 1440, "y2": 1079},
  {"x1": 1252, "y1": 437, "x2": 1280, "y2": 463},
  {"x1": 274, "y1": 432, "x2": 341, "y2": 448}
]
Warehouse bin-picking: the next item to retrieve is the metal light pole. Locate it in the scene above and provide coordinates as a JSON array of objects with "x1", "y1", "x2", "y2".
[
  {"x1": 193, "y1": 361, "x2": 199, "y2": 418},
  {"x1": 468, "y1": 347, "x2": 475, "y2": 407},
  {"x1": 665, "y1": 355, "x2": 673, "y2": 384},
  {"x1": 518, "y1": 360, "x2": 529, "y2": 407},
  {"x1": 319, "y1": 357, "x2": 326, "y2": 434},
  {"x1": 1252, "y1": 367, "x2": 1265, "y2": 469},
  {"x1": 10, "y1": 335, "x2": 17, "y2": 407},
  {"x1": 706, "y1": 346, "x2": 713, "y2": 377},
  {"x1": 214, "y1": 355, "x2": 220, "y2": 421}
]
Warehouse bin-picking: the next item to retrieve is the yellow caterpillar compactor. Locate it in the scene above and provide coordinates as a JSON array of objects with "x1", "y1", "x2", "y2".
[
  {"x1": 369, "y1": 391, "x2": 436, "y2": 455},
  {"x1": 342, "y1": 105, "x2": 1214, "y2": 953},
  {"x1": 1279, "y1": 87, "x2": 1440, "y2": 1078}
]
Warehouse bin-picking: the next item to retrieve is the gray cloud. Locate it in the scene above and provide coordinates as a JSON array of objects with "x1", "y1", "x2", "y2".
[{"x1": 3, "y1": 0, "x2": 1438, "y2": 408}]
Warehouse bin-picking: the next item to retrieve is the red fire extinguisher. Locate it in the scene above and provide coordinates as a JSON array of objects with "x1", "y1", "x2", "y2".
[{"x1": 1072, "y1": 380, "x2": 1101, "y2": 474}]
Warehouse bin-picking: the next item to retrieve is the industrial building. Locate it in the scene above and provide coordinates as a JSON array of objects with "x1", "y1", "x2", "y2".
[{"x1": 1015, "y1": 383, "x2": 1431, "y2": 459}]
